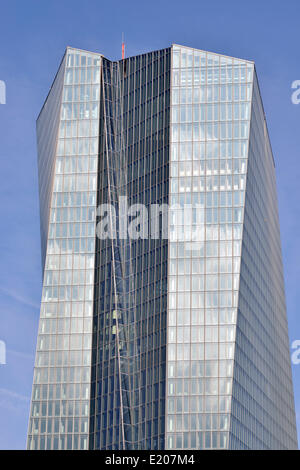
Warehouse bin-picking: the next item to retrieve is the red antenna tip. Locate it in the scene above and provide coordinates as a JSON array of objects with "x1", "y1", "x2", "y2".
[{"x1": 122, "y1": 33, "x2": 125, "y2": 59}]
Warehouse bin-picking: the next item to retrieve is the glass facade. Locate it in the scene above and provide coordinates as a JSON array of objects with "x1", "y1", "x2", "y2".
[
  {"x1": 28, "y1": 45, "x2": 297, "y2": 450},
  {"x1": 166, "y1": 45, "x2": 251, "y2": 450},
  {"x1": 229, "y1": 73, "x2": 298, "y2": 449},
  {"x1": 28, "y1": 47, "x2": 102, "y2": 450},
  {"x1": 89, "y1": 50, "x2": 170, "y2": 450}
]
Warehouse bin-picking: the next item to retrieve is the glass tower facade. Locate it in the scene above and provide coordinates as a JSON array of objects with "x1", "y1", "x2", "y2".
[
  {"x1": 28, "y1": 48, "x2": 102, "y2": 450},
  {"x1": 28, "y1": 45, "x2": 297, "y2": 450}
]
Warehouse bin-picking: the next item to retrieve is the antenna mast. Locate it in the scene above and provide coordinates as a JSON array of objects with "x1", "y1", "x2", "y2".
[{"x1": 122, "y1": 33, "x2": 125, "y2": 59}]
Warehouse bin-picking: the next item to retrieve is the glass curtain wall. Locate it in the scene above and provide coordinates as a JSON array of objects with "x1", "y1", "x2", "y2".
[
  {"x1": 90, "y1": 48, "x2": 171, "y2": 450},
  {"x1": 166, "y1": 45, "x2": 253, "y2": 449},
  {"x1": 27, "y1": 48, "x2": 102, "y2": 450},
  {"x1": 229, "y1": 71, "x2": 298, "y2": 449},
  {"x1": 29, "y1": 44, "x2": 298, "y2": 451}
]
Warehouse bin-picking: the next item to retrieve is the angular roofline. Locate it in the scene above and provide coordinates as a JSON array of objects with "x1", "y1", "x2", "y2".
[
  {"x1": 37, "y1": 46, "x2": 103, "y2": 122},
  {"x1": 171, "y1": 43, "x2": 255, "y2": 65},
  {"x1": 66, "y1": 45, "x2": 105, "y2": 59},
  {"x1": 37, "y1": 43, "x2": 256, "y2": 123},
  {"x1": 252, "y1": 65, "x2": 276, "y2": 168},
  {"x1": 37, "y1": 49, "x2": 67, "y2": 122}
]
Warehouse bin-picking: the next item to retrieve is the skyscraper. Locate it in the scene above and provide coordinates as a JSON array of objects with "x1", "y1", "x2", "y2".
[{"x1": 27, "y1": 44, "x2": 298, "y2": 450}]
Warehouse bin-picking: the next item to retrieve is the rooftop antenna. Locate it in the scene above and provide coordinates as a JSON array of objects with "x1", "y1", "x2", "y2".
[{"x1": 122, "y1": 32, "x2": 125, "y2": 60}]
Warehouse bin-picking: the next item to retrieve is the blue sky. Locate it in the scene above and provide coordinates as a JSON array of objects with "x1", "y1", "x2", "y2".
[{"x1": 0, "y1": 0, "x2": 299, "y2": 449}]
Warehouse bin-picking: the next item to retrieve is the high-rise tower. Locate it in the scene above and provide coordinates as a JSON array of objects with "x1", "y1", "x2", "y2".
[{"x1": 27, "y1": 45, "x2": 298, "y2": 450}]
